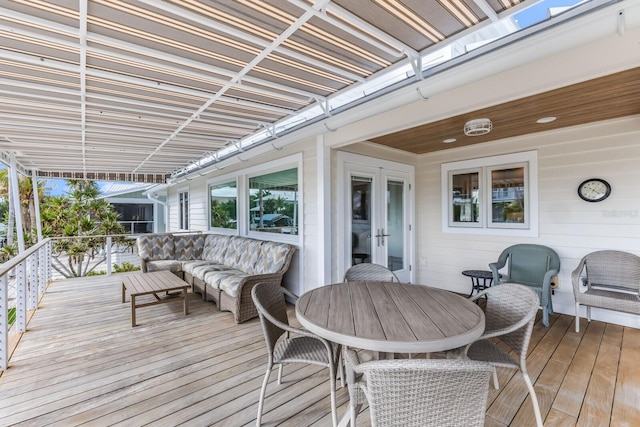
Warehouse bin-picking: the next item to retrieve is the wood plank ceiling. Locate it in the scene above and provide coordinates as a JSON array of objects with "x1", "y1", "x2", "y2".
[
  {"x1": 370, "y1": 67, "x2": 640, "y2": 153},
  {"x1": 0, "y1": 0, "x2": 618, "y2": 182}
]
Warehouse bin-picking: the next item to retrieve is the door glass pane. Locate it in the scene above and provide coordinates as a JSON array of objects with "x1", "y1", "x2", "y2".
[
  {"x1": 451, "y1": 172, "x2": 479, "y2": 224},
  {"x1": 491, "y1": 167, "x2": 525, "y2": 224},
  {"x1": 386, "y1": 179, "x2": 404, "y2": 272},
  {"x1": 351, "y1": 176, "x2": 371, "y2": 266}
]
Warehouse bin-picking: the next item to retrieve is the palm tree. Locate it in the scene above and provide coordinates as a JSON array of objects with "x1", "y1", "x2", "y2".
[
  {"x1": 41, "y1": 180, "x2": 128, "y2": 277},
  {"x1": 0, "y1": 168, "x2": 46, "y2": 247}
]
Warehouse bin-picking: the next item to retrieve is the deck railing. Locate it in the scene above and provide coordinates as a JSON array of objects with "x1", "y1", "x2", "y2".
[
  {"x1": 0, "y1": 238, "x2": 52, "y2": 371},
  {"x1": 0, "y1": 234, "x2": 142, "y2": 371}
]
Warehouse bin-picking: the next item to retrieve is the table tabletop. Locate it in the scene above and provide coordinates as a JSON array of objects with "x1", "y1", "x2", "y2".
[{"x1": 295, "y1": 281, "x2": 485, "y2": 353}]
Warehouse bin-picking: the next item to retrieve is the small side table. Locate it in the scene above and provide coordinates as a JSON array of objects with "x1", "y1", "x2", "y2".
[{"x1": 462, "y1": 270, "x2": 500, "y2": 297}]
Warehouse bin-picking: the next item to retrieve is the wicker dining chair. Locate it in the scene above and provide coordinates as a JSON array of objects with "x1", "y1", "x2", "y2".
[
  {"x1": 344, "y1": 349, "x2": 493, "y2": 427},
  {"x1": 344, "y1": 263, "x2": 399, "y2": 282},
  {"x1": 251, "y1": 283, "x2": 341, "y2": 427},
  {"x1": 450, "y1": 283, "x2": 543, "y2": 427}
]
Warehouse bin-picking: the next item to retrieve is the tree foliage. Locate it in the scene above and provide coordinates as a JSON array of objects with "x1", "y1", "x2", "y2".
[{"x1": 40, "y1": 180, "x2": 129, "y2": 277}]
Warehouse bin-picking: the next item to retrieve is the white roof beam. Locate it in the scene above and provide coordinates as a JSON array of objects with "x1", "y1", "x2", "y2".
[
  {"x1": 80, "y1": 0, "x2": 88, "y2": 175},
  {"x1": 134, "y1": 0, "x2": 331, "y2": 174},
  {"x1": 295, "y1": 0, "x2": 419, "y2": 58},
  {"x1": 471, "y1": 0, "x2": 500, "y2": 21}
]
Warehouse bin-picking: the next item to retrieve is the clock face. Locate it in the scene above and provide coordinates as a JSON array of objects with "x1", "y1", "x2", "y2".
[{"x1": 578, "y1": 178, "x2": 611, "y2": 202}]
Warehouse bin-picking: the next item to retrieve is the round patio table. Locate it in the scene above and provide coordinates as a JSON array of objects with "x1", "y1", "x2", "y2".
[{"x1": 295, "y1": 281, "x2": 485, "y2": 354}]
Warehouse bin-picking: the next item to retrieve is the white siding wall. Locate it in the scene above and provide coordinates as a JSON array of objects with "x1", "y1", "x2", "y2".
[
  {"x1": 165, "y1": 139, "x2": 317, "y2": 296},
  {"x1": 415, "y1": 116, "x2": 640, "y2": 327}
]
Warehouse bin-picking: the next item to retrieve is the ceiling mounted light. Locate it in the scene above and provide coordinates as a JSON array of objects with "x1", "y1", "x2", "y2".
[
  {"x1": 536, "y1": 116, "x2": 557, "y2": 124},
  {"x1": 443, "y1": 138, "x2": 456, "y2": 143},
  {"x1": 464, "y1": 118, "x2": 492, "y2": 136}
]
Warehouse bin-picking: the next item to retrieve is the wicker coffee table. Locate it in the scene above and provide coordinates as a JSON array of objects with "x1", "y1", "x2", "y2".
[{"x1": 122, "y1": 271, "x2": 189, "y2": 327}]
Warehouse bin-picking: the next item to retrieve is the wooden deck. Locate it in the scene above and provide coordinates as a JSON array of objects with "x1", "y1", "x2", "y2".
[{"x1": 1, "y1": 274, "x2": 639, "y2": 426}]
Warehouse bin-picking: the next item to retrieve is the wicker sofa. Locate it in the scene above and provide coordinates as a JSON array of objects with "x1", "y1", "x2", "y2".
[
  {"x1": 571, "y1": 250, "x2": 640, "y2": 332},
  {"x1": 136, "y1": 233, "x2": 295, "y2": 323}
]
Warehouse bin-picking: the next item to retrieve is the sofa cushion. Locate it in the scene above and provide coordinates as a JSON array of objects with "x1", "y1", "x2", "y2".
[
  {"x1": 223, "y1": 237, "x2": 263, "y2": 271},
  {"x1": 253, "y1": 241, "x2": 292, "y2": 274},
  {"x1": 137, "y1": 234, "x2": 175, "y2": 261},
  {"x1": 174, "y1": 234, "x2": 206, "y2": 261},
  {"x1": 205, "y1": 269, "x2": 250, "y2": 298},
  {"x1": 146, "y1": 259, "x2": 182, "y2": 273},
  {"x1": 183, "y1": 261, "x2": 231, "y2": 280},
  {"x1": 202, "y1": 234, "x2": 232, "y2": 264}
]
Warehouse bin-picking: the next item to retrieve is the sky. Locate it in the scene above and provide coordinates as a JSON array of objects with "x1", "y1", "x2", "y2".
[{"x1": 514, "y1": 0, "x2": 585, "y2": 28}]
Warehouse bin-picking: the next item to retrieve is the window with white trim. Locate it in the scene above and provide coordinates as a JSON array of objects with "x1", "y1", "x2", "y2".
[
  {"x1": 442, "y1": 151, "x2": 538, "y2": 236},
  {"x1": 248, "y1": 167, "x2": 298, "y2": 236},
  {"x1": 178, "y1": 189, "x2": 189, "y2": 230},
  {"x1": 209, "y1": 180, "x2": 237, "y2": 229}
]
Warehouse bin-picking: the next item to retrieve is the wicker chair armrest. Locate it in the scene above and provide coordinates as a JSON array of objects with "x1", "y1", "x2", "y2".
[
  {"x1": 571, "y1": 256, "x2": 587, "y2": 294},
  {"x1": 489, "y1": 261, "x2": 505, "y2": 283},
  {"x1": 470, "y1": 288, "x2": 537, "y2": 340}
]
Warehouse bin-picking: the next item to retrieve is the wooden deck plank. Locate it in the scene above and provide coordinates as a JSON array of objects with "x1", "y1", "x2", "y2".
[
  {"x1": 552, "y1": 321, "x2": 606, "y2": 417},
  {"x1": 611, "y1": 327, "x2": 640, "y2": 426},
  {"x1": 1, "y1": 276, "x2": 639, "y2": 426}
]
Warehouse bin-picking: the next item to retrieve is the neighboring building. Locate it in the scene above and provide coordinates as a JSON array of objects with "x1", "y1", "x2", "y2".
[{"x1": 99, "y1": 182, "x2": 166, "y2": 234}]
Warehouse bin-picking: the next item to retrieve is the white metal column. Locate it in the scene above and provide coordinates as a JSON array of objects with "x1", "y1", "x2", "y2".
[
  {"x1": 31, "y1": 171, "x2": 43, "y2": 241},
  {"x1": 9, "y1": 154, "x2": 25, "y2": 252}
]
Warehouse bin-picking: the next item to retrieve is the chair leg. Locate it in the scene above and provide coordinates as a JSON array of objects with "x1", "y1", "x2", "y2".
[
  {"x1": 522, "y1": 371, "x2": 543, "y2": 427},
  {"x1": 587, "y1": 306, "x2": 592, "y2": 322},
  {"x1": 542, "y1": 306, "x2": 549, "y2": 327},
  {"x1": 575, "y1": 302, "x2": 581, "y2": 333},
  {"x1": 329, "y1": 365, "x2": 338, "y2": 427},
  {"x1": 277, "y1": 363, "x2": 283, "y2": 384},
  {"x1": 256, "y1": 364, "x2": 273, "y2": 426},
  {"x1": 492, "y1": 368, "x2": 499, "y2": 389}
]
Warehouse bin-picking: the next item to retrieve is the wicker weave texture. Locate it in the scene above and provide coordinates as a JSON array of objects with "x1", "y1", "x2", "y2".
[
  {"x1": 344, "y1": 263, "x2": 399, "y2": 282},
  {"x1": 572, "y1": 250, "x2": 640, "y2": 331},
  {"x1": 252, "y1": 283, "x2": 339, "y2": 426},
  {"x1": 346, "y1": 350, "x2": 492, "y2": 427},
  {"x1": 462, "y1": 283, "x2": 543, "y2": 427}
]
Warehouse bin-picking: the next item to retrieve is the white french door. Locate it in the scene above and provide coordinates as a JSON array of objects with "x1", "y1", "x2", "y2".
[{"x1": 339, "y1": 152, "x2": 414, "y2": 283}]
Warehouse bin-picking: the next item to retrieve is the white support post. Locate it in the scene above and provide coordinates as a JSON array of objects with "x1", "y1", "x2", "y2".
[
  {"x1": 106, "y1": 236, "x2": 112, "y2": 276},
  {"x1": 0, "y1": 275, "x2": 7, "y2": 371},
  {"x1": 16, "y1": 261, "x2": 27, "y2": 333},
  {"x1": 317, "y1": 135, "x2": 332, "y2": 287},
  {"x1": 31, "y1": 171, "x2": 43, "y2": 242},
  {"x1": 9, "y1": 155, "x2": 25, "y2": 253}
]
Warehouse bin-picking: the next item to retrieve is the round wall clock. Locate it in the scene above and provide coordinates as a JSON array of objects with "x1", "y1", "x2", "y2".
[{"x1": 577, "y1": 178, "x2": 611, "y2": 202}]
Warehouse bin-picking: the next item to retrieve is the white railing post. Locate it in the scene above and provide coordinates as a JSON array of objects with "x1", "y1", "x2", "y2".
[
  {"x1": 0, "y1": 275, "x2": 7, "y2": 371},
  {"x1": 39, "y1": 245, "x2": 46, "y2": 296},
  {"x1": 106, "y1": 236, "x2": 112, "y2": 276},
  {"x1": 28, "y1": 254, "x2": 38, "y2": 311},
  {"x1": 46, "y1": 240, "x2": 52, "y2": 284},
  {"x1": 16, "y1": 261, "x2": 27, "y2": 333}
]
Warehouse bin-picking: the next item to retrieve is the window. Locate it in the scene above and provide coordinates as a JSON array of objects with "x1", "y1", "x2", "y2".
[
  {"x1": 209, "y1": 181, "x2": 237, "y2": 229},
  {"x1": 442, "y1": 151, "x2": 538, "y2": 236},
  {"x1": 178, "y1": 189, "x2": 189, "y2": 230},
  {"x1": 248, "y1": 167, "x2": 298, "y2": 236}
]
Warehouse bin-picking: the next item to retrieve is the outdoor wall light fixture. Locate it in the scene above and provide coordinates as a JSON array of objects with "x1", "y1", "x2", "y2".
[{"x1": 463, "y1": 118, "x2": 492, "y2": 136}]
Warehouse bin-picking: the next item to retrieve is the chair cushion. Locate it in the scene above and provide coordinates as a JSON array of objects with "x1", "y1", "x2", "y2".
[
  {"x1": 137, "y1": 234, "x2": 175, "y2": 261},
  {"x1": 146, "y1": 260, "x2": 182, "y2": 273}
]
